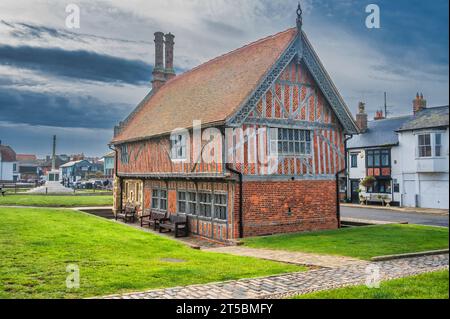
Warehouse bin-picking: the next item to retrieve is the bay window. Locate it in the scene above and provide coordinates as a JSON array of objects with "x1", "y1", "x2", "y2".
[{"x1": 418, "y1": 133, "x2": 443, "y2": 158}]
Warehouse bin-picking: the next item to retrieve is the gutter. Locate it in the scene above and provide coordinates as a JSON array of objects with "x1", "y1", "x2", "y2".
[
  {"x1": 219, "y1": 127, "x2": 244, "y2": 239},
  {"x1": 335, "y1": 134, "x2": 353, "y2": 228},
  {"x1": 226, "y1": 164, "x2": 244, "y2": 239}
]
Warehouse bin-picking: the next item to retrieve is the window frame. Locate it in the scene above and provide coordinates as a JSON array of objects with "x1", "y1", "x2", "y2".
[
  {"x1": 366, "y1": 149, "x2": 391, "y2": 169},
  {"x1": 213, "y1": 193, "x2": 228, "y2": 221},
  {"x1": 171, "y1": 133, "x2": 187, "y2": 160},
  {"x1": 198, "y1": 192, "x2": 213, "y2": 218},
  {"x1": 151, "y1": 188, "x2": 167, "y2": 211},
  {"x1": 350, "y1": 154, "x2": 358, "y2": 168},
  {"x1": 417, "y1": 132, "x2": 444, "y2": 158},
  {"x1": 177, "y1": 190, "x2": 227, "y2": 221},
  {"x1": 269, "y1": 128, "x2": 312, "y2": 156},
  {"x1": 418, "y1": 133, "x2": 432, "y2": 158},
  {"x1": 366, "y1": 178, "x2": 392, "y2": 194}
]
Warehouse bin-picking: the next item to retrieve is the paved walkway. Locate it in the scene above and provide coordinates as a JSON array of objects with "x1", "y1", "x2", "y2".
[
  {"x1": 342, "y1": 206, "x2": 449, "y2": 227},
  {"x1": 341, "y1": 203, "x2": 449, "y2": 216},
  {"x1": 204, "y1": 246, "x2": 364, "y2": 268},
  {"x1": 102, "y1": 254, "x2": 448, "y2": 299},
  {"x1": 27, "y1": 181, "x2": 73, "y2": 194}
]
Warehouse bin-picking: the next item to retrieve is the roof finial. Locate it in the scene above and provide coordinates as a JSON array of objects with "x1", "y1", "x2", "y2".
[{"x1": 296, "y1": 2, "x2": 303, "y2": 30}]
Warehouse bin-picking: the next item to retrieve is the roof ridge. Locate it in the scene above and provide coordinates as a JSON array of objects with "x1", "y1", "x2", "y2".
[
  {"x1": 369, "y1": 115, "x2": 412, "y2": 122},
  {"x1": 163, "y1": 27, "x2": 297, "y2": 86}
]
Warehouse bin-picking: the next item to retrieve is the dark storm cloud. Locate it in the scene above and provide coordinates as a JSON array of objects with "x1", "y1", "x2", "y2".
[
  {"x1": 0, "y1": 87, "x2": 131, "y2": 129},
  {"x1": 0, "y1": 45, "x2": 152, "y2": 84}
]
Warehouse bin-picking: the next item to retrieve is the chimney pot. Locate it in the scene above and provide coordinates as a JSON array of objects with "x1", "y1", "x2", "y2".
[
  {"x1": 152, "y1": 32, "x2": 166, "y2": 91},
  {"x1": 374, "y1": 110, "x2": 385, "y2": 121},
  {"x1": 356, "y1": 102, "x2": 368, "y2": 133},
  {"x1": 164, "y1": 33, "x2": 176, "y2": 81},
  {"x1": 413, "y1": 92, "x2": 427, "y2": 115}
]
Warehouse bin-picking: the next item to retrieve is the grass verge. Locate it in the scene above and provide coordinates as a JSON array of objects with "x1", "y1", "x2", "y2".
[
  {"x1": 294, "y1": 270, "x2": 449, "y2": 299},
  {"x1": 0, "y1": 207, "x2": 302, "y2": 298},
  {"x1": 0, "y1": 194, "x2": 112, "y2": 207},
  {"x1": 243, "y1": 224, "x2": 449, "y2": 260}
]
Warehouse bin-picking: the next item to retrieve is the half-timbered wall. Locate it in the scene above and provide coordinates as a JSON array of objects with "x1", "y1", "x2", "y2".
[
  {"x1": 117, "y1": 133, "x2": 224, "y2": 176},
  {"x1": 231, "y1": 59, "x2": 345, "y2": 177},
  {"x1": 139, "y1": 179, "x2": 236, "y2": 241}
]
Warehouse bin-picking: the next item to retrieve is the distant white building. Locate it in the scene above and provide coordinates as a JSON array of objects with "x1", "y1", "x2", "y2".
[
  {"x1": 347, "y1": 95, "x2": 449, "y2": 209},
  {"x1": 0, "y1": 143, "x2": 19, "y2": 182}
]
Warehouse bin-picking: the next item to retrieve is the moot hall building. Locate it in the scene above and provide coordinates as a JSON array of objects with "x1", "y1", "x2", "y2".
[{"x1": 111, "y1": 6, "x2": 359, "y2": 242}]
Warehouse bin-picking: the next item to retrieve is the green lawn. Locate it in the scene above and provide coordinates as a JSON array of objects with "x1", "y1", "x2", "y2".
[
  {"x1": 295, "y1": 270, "x2": 449, "y2": 299},
  {"x1": 0, "y1": 207, "x2": 302, "y2": 299},
  {"x1": 0, "y1": 194, "x2": 112, "y2": 207},
  {"x1": 243, "y1": 224, "x2": 449, "y2": 260}
]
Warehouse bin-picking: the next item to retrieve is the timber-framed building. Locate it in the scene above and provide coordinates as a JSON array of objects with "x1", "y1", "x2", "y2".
[{"x1": 111, "y1": 6, "x2": 359, "y2": 242}]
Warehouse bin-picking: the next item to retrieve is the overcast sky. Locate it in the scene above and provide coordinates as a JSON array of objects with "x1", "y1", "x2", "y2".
[{"x1": 0, "y1": 0, "x2": 448, "y2": 157}]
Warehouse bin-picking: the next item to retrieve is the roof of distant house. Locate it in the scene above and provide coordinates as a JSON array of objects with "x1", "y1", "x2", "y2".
[
  {"x1": 103, "y1": 151, "x2": 115, "y2": 158},
  {"x1": 397, "y1": 106, "x2": 449, "y2": 132},
  {"x1": 16, "y1": 154, "x2": 37, "y2": 162},
  {"x1": 0, "y1": 145, "x2": 16, "y2": 162},
  {"x1": 60, "y1": 160, "x2": 90, "y2": 168},
  {"x1": 348, "y1": 116, "x2": 413, "y2": 149}
]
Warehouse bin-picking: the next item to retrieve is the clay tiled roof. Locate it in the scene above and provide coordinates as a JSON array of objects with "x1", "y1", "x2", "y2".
[
  {"x1": 113, "y1": 28, "x2": 297, "y2": 144},
  {"x1": 0, "y1": 145, "x2": 16, "y2": 162},
  {"x1": 16, "y1": 154, "x2": 37, "y2": 161}
]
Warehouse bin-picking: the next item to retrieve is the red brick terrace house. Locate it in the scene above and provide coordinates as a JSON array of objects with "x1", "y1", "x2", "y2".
[{"x1": 111, "y1": 6, "x2": 359, "y2": 242}]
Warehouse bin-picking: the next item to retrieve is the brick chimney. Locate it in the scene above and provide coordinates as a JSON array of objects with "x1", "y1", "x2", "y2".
[
  {"x1": 413, "y1": 92, "x2": 427, "y2": 115},
  {"x1": 374, "y1": 110, "x2": 385, "y2": 121},
  {"x1": 356, "y1": 102, "x2": 368, "y2": 133},
  {"x1": 151, "y1": 32, "x2": 166, "y2": 91},
  {"x1": 164, "y1": 33, "x2": 176, "y2": 81}
]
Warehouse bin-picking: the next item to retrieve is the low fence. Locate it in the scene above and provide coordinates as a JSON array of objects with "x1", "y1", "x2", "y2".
[{"x1": 0, "y1": 183, "x2": 36, "y2": 194}]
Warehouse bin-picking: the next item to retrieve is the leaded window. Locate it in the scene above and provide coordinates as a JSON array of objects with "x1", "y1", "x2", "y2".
[
  {"x1": 214, "y1": 194, "x2": 227, "y2": 220},
  {"x1": 151, "y1": 189, "x2": 167, "y2": 211},
  {"x1": 199, "y1": 193, "x2": 212, "y2": 217},
  {"x1": 171, "y1": 134, "x2": 187, "y2": 160},
  {"x1": 270, "y1": 128, "x2": 311, "y2": 156}
]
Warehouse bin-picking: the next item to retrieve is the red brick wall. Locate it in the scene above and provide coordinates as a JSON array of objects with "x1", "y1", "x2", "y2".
[{"x1": 237, "y1": 180, "x2": 338, "y2": 237}]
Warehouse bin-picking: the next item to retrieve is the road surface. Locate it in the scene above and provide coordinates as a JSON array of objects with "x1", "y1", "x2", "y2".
[{"x1": 341, "y1": 206, "x2": 449, "y2": 227}]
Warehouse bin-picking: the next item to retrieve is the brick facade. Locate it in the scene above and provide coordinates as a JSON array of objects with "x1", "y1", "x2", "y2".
[{"x1": 238, "y1": 180, "x2": 338, "y2": 237}]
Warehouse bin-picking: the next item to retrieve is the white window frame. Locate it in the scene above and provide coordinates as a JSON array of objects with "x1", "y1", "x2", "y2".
[
  {"x1": 171, "y1": 133, "x2": 187, "y2": 160},
  {"x1": 416, "y1": 131, "x2": 445, "y2": 158}
]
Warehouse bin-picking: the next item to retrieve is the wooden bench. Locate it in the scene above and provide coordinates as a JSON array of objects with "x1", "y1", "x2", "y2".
[
  {"x1": 139, "y1": 210, "x2": 167, "y2": 230},
  {"x1": 115, "y1": 204, "x2": 137, "y2": 223},
  {"x1": 159, "y1": 214, "x2": 189, "y2": 238}
]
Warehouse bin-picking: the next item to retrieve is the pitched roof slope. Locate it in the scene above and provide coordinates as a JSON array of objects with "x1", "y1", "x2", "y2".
[
  {"x1": 0, "y1": 145, "x2": 17, "y2": 162},
  {"x1": 112, "y1": 28, "x2": 297, "y2": 144},
  {"x1": 348, "y1": 116, "x2": 413, "y2": 149},
  {"x1": 397, "y1": 106, "x2": 449, "y2": 131}
]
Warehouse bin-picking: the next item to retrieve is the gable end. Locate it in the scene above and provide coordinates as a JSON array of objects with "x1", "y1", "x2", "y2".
[{"x1": 227, "y1": 32, "x2": 359, "y2": 134}]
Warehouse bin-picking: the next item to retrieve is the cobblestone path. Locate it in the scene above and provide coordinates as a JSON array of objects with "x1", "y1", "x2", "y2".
[
  {"x1": 102, "y1": 254, "x2": 448, "y2": 299},
  {"x1": 204, "y1": 246, "x2": 364, "y2": 268}
]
